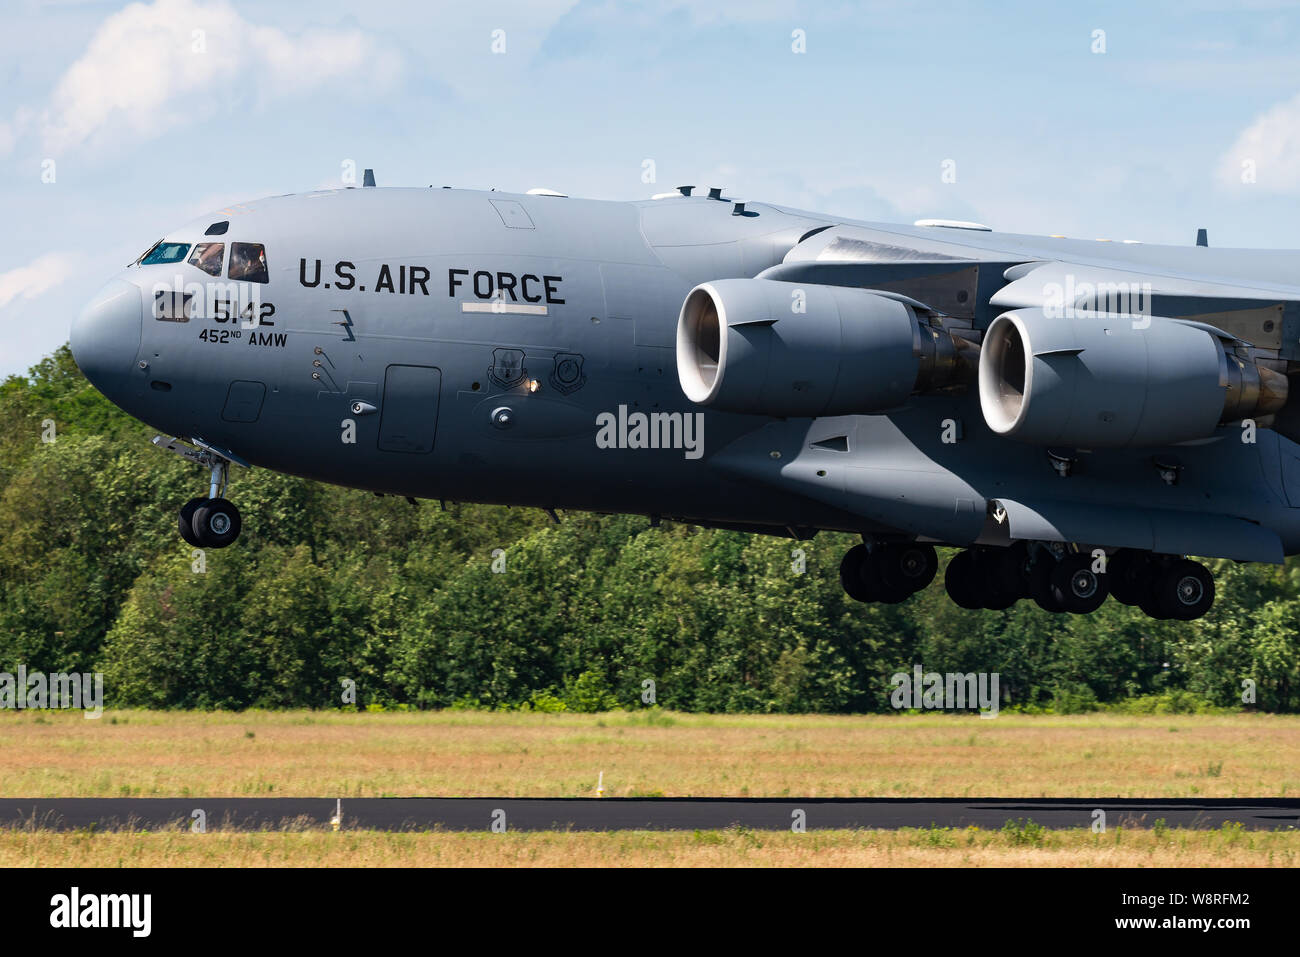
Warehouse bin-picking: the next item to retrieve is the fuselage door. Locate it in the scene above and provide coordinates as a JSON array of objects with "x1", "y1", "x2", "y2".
[{"x1": 377, "y1": 364, "x2": 441, "y2": 453}]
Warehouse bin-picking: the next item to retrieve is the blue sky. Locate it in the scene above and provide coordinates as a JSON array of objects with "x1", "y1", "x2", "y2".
[{"x1": 3, "y1": 0, "x2": 1300, "y2": 376}]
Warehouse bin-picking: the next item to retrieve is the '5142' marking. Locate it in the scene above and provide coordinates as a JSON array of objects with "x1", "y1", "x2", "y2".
[{"x1": 212, "y1": 300, "x2": 276, "y2": 326}]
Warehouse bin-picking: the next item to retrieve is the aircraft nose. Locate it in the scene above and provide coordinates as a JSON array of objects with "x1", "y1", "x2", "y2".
[{"x1": 70, "y1": 279, "x2": 143, "y2": 399}]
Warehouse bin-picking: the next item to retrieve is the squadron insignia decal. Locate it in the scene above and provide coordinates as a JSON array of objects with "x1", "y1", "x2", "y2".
[
  {"x1": 549, "y1": 352, "x2": 587, "y2": 395},
  {"x1": 488, "y1": 348, "x2": 527, "y2": 389}
]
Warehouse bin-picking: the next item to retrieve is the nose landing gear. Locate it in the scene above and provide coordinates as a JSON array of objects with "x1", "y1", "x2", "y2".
[
  {"x1": 152, "y1": 435, "x2": 245, "y2": 549},
  {"x1": 178, "y1": 494, "x2": 242, "y2": 549}
]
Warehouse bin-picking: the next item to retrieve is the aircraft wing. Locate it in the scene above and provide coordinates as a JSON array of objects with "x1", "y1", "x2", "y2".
[{"x1": 759, "y1": 221, "x2": 1300, "y2": 358}]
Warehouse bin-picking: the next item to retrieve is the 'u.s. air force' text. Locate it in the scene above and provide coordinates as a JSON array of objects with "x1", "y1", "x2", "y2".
[{"x1": 299, "y1": 260, "x2": 564, "y2": 303}]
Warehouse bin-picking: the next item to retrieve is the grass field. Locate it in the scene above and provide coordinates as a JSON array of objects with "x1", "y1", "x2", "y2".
[
  {"x1": 5, "y1": 710, "x2": 1297, "y2": 866},
  {"x1": 0, "y1": 709, "x2": 1297, "y2": 799},
  {"x1": 1, "y1": 825, "x2": 1295, "y2": 867}
]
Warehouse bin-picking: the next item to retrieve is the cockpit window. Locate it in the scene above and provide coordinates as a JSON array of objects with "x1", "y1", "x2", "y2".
[
  {"x1": 133, "y1": 240, "x2": 160, "y2": 265},
  {"x1": 140, "y1": 241, "x2": 191, "y2": 265},
  {"x1": 229, "y1": 242, "x2": 269, "y2": 283},
  {"x1": 188, "y1": 242, "x2": 224, "y2": 277}
]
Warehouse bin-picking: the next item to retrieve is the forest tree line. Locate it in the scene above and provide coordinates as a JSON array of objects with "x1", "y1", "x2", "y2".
[{"x1": 1, "y1": 347, "x2": 1297, "y2": 712}]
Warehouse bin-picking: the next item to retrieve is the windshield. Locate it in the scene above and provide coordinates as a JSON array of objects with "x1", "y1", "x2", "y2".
[{"x1": 140, "y1": 241, "x2": 191, "y2": 265}]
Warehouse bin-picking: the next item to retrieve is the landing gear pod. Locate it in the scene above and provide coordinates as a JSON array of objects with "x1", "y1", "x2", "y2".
[
  {"x1": 978, "y1": 309, "x2": 1289, "y2": 448},
  {"x1": 676, "y1": 279, "x2": 970, "y2": 417}
]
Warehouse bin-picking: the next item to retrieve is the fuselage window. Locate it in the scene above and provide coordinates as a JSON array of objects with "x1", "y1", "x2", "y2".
[
  {"x1": 229, "y1": 242, "x2": 269, "y2": 283},
  {"x1": 140, "y1": 241, "x2": 191, "y2": 265},
  {"x1": 188, "y1": 242, "x2": 224, "y2": 277}
]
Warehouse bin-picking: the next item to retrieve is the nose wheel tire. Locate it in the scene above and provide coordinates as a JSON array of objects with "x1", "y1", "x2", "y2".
[
  {"x1": 189, "y1": 498, "x2": 242, "y2": 548},
  {"x1": 178, "y1": 497, "x2": 206, "y2": 548}
]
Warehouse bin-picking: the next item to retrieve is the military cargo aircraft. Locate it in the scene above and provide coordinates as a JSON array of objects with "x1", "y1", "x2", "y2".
[{"x1": 69, "y1": 177, "x2": 1300, "y2": 621}]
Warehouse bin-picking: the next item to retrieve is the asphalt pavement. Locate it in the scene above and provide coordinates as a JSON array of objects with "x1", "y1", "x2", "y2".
[{"x1": 3, "y1": 796, "x2": 1296, "y2": 831}]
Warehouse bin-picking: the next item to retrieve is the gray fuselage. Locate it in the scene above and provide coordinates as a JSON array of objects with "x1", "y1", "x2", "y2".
[{"x1": 70, "y1": 186, "x2": 1300, "y2": 559}]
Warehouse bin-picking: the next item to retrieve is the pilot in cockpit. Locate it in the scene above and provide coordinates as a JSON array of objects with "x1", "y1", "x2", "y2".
[
  {"x1": 189, "y1": 242, "x2": 224, "y2": 276},
  {"x1": 229, "y1": 242, "x2": 269, "y2": 283}
]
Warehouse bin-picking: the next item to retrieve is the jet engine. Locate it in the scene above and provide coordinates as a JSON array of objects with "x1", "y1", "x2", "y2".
[
  {"x1": 676, "y1": 278, "x2": 974, "y2": 417},
  {"x1": 978, "y1": 308, "x2": 1288, "y2": 447}
]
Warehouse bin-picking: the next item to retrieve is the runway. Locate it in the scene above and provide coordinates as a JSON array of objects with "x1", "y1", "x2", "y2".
[{"x1": 2, "y1": 797, "x2": 1297, "y2": 831}]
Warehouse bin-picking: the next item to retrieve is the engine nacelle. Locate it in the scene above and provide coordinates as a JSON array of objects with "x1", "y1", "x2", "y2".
[
  {"x1": 676, "y1": 279, "x2": 971, "y2": 417},
  {"x1": 978, "y1": 308, "x2": 1288, "y2": 447}
]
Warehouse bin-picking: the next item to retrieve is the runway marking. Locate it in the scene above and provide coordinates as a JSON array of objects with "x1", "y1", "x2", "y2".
[{"x1": 2, "y1": 798, "x2": 1297, "y2": 832}]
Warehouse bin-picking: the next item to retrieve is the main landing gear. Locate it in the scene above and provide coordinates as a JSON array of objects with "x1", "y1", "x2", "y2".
[
  {"x1": 939, "y1": 543, "x2": 1214, "y2": 620},
  {"x1": 1105, "y1": 548, "x2": 1215, "y2": 621},
  {"x1": 152, "y1": 435, "x2": 244, "y2": 549},
  {"x1": 943, "y1": 543, "x2": 1108, "y2": 614},
  {"x1": 839, "y1": 542, "x2": 939, "y2": 604},
  {"x1": 837, "y1": 540, "x2": 1216, "y2": 620}
]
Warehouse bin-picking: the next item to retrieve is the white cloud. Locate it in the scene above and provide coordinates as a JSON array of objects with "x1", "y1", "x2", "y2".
[
  {"x1": 35, "y1": 0, "x2": 397, "y2": 155},
  {"x1": 0, "y1": 252, "x2": 79, "y2": 310},
  {"x1": 1217, "y1": 90, "x2": 1300, "y2": 193}
]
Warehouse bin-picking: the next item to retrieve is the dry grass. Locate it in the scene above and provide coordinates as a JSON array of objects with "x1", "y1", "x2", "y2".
[
  {"x1": 0, "y1": 710, "x2": 1296, "y2": 799},
  {"x1": 0, "y1": 825, "x2": 1295, "y2": 867}
]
